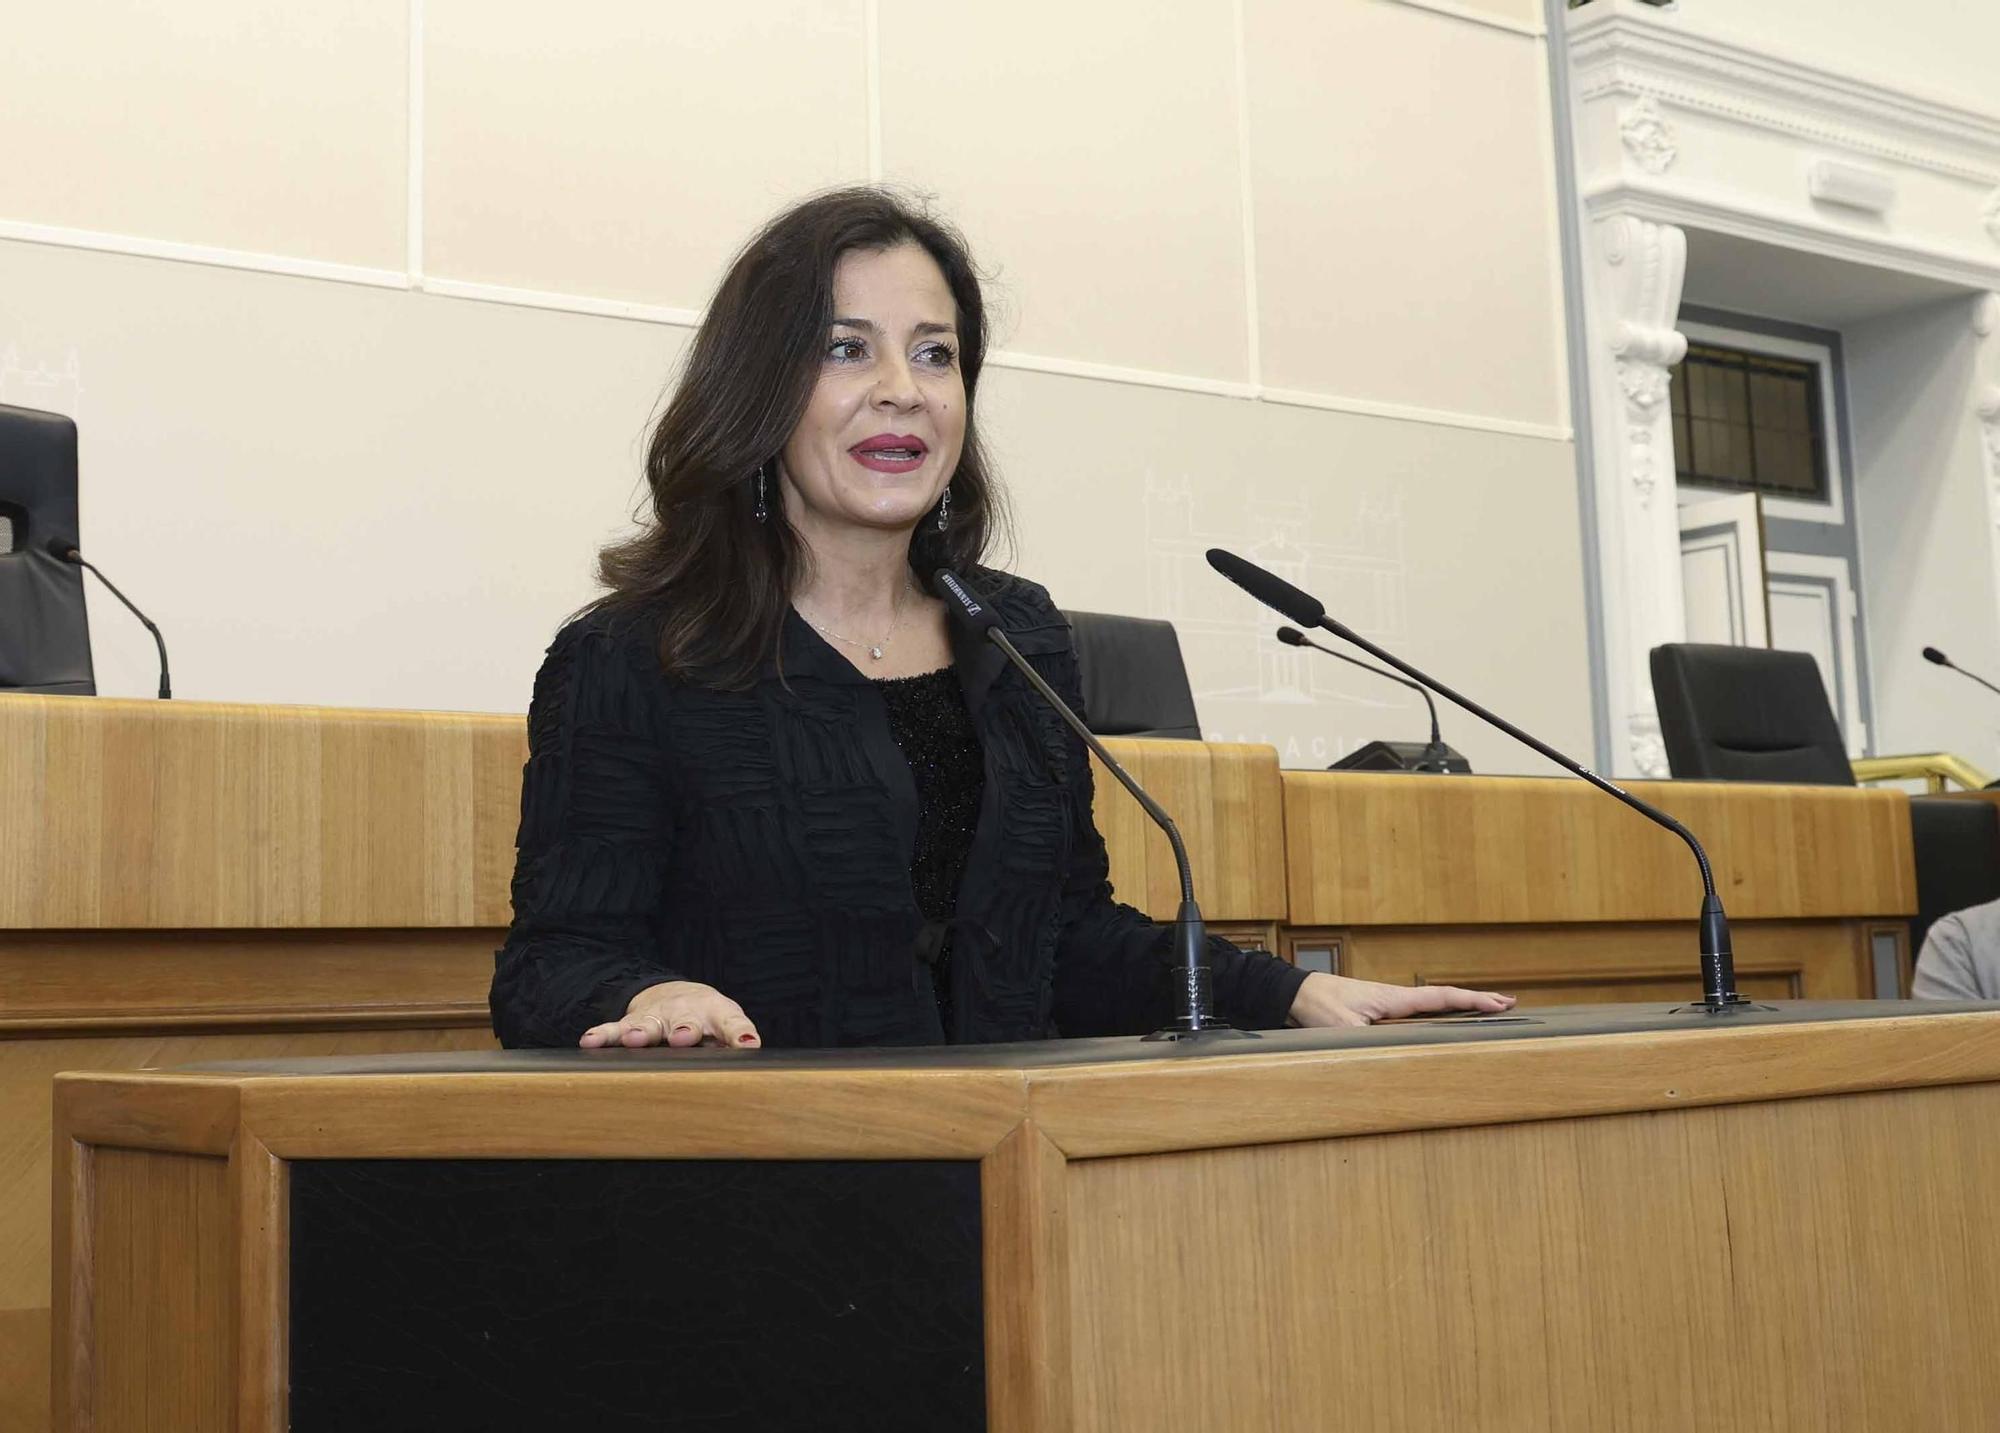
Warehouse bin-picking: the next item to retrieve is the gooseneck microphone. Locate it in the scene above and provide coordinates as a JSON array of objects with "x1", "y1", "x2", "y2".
[
  {"x1": 1209, "y1": 548, "x2": 1755, "y2": 1015},
  {"x1": 45, "y1": 536, "x2": 172, "y2": 700},
  {"x1": 935, "y1": 569, "x2": 1251, "y2": 1040},
  {"x1": 1922, "y1": 645, "x2": 2000, "y2": 701},
  {"x1": 1277, "y1": 625, "x2": 1454, "y2": 771}
]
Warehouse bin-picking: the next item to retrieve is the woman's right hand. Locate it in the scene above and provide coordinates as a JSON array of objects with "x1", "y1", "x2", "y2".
[{"x1": 579, "y1": 981, "x2": 763, "y2": 1050}]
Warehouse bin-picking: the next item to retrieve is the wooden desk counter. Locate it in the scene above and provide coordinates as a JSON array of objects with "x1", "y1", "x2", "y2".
[
  {"x1": 0, "y1": 694, "x2": 518, "y2": 1433},
  {"x1": 3, "y1": 700, "x2": 1939, "y2": 1430},
  {"x1": 53, "y1": 1002, "x2": 2000, "y2": 1432},
  {"x1": 1281, "y1": 772, "x2": 1917, "y2": 1006}
]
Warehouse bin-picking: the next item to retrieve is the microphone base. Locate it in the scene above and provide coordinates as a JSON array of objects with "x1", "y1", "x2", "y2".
[
  {"x1": 1328, "y1": 739, "x2": 1471, "y2": 775},
  {"x1": 1144, "y1": 911, "x2": 1262, "y2": 1041},
  {"x1": 1142, "y1": 1021, "x2": 1261, "y2": 1043},
  {"x1": 1668, "y1": 995, "x2": 1780, "y2": 1016}
]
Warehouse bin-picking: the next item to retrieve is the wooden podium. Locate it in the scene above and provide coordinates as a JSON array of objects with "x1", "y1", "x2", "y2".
[{"x1": 53, "y1": 1003, "x2": 2000, "y2": 1432}]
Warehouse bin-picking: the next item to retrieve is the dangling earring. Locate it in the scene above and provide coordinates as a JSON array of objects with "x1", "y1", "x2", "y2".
[
  {"x1": 754, "y1": 464, "x2": 769, "y2": 524},
  {"x1": 936, "y1": 485, "x2": 952, "y2": 532}
]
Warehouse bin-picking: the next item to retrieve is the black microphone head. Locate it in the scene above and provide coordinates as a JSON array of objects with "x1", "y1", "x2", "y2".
[
  {"x1": 933, "y1": 568, "x2": 1002, "y2": 637},
  {"x1": 44, "y1": 535, "x2": 80, "y2": 562},
  {"x1": 1922, "y1": 645, "x2": 1951, "y2": 667},
  {"x1": 1275, "y1": 626, "x2": 1307, "y2": 647},
  {"x1": 1206, "y1": 549, "x2": 1326, "y2": 627}
]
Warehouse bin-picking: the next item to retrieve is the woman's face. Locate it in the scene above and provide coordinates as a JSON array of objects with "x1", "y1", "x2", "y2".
[{"x1": 778, "y1": 242, "x2": 967, "y2": 543}]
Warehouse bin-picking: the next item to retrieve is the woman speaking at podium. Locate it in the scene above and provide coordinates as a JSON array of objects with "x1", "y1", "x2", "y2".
[{"x1": 489, "y1": 188, "x2": 1512, "y2": 1050}]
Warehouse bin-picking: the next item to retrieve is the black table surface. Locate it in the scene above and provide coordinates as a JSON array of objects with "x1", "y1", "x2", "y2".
[{"x1": 179, "y1": 999, "x2": 2000, "y2": 1079}]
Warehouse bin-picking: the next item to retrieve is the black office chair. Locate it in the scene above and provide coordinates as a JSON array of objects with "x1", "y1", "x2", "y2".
[
  {"x1": 1649, "y1": 643, "x2": 1851, "y2": 785},
  {"x1": 1064, "y1": 610, "x2": 1201, "y2": 740},
  {"x1": 0, "y1": 403, "x2": 94, "y2": 695},
  {"x1": 1910, "y1": 797, "x2": 2000, "y2": 959},
  {"x1": 1651, "y1": 641, "x2": 2000, "y2": 979}
]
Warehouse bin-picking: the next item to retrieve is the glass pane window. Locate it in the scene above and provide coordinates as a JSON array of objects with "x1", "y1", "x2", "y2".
[{"x1": 1669, "y1": 342, "x2": 1828, "y2": 502}]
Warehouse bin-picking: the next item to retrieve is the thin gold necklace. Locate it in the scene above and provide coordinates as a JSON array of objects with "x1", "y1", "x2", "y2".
[{"x1": 796, "y1": 573, "x2": 916, "y2": 662}]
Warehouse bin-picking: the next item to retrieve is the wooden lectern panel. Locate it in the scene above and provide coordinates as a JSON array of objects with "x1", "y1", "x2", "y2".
[
  {"x1": 1065, "y1": 1079, "x2": 2000, "y2": 1429},
  {"x1": 86, "y1": 1150, "x2": 234, "y2": 1433},
  {"x1": 49, "y1": 1006, "x2": 2000, "y2": 1432}
]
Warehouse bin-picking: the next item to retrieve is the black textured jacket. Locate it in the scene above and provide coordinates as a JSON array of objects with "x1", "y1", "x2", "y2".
[{"x1": 488, "y1": 572, "x2": 1309, "y2": 1048}]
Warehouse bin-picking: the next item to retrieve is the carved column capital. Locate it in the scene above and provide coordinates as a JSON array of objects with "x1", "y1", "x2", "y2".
[
  {"x1": 1629, "y1": 715, "x2": 1669, "y2": 782},
  {"x1": 1585, "y1": 214, "x2": 1690, "y2": 777},
  {"x1": 1973, "y1": 293, "x2": 2000, "y2": 338}
]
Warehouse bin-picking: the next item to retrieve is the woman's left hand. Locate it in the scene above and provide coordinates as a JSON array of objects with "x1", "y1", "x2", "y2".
[{"x1": 1289, "y1": 971, "x2": 1515, "y2": 1028}]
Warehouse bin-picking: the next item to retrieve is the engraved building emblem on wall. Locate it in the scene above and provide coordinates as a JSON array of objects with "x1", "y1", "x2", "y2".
[{"x1": 0, "y1": 346, "x2": 84, "y2": 420}]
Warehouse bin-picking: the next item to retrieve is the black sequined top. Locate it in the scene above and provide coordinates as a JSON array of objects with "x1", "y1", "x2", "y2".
[{"x1": 874, "y1": 667, "x2": 985, "y2": 1036}]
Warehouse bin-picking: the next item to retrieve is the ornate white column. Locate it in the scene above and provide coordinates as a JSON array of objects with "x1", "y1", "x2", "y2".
[
  {"x1": 1978, "y1": 295, "x2": 2000, "y2": 618},
  {"x1": 1582, "y1": 214, "x2": 1688, "y2": 777}
]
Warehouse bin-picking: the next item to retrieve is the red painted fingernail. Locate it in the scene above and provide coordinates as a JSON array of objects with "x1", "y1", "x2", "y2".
[{"x1": 738, "y1": 1034, "x2": 757, "y2": 1045}]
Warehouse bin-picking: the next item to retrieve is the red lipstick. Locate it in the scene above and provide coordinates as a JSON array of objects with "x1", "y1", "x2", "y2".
[{"x1": 849, "y1": 433, "x2": 928, "y2": 474}]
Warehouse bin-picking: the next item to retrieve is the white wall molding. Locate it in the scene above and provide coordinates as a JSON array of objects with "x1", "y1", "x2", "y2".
[
  {"x1": 1617, "y1": 95, "x2": 1678, "y2": 175},
  {"x1": 0, "y1": 218, "x2": 411, "y2": 291},
  {"x1": 416, "y1": 275, "x2": 703, "y2": 328},
  {"x1": 1388, "y1": 0, "x2": 1545, "y2": 42},
  {"x1": 1581, "y1": 177, "x2": 2000, "y2": 293},
  {"x1": 1249, "y1": 385, "x2": 1568, "y2": 440},
  {"x1": 1570, "y1": 11, "x2": 2000, "y2": 185}
]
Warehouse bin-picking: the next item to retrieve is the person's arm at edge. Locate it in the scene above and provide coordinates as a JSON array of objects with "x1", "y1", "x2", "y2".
[{"x1": 1912, "y1": 913, "x2": 1985, "y2": 1001}]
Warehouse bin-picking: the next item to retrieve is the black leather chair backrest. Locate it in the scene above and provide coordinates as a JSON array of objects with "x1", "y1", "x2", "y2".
[
  {"x1": 1649, "y1": 642, "x2": 1852, "y2": 785},
  {"x1": 0, "y1": 404, "x2": 94, "y2": 695},
  {"x1": 1909, "y1": 796, "x2": 2000, "y2": 960},
  {"x1": 1064, "y1": 610, "x2": 1201, "y2": 740}
]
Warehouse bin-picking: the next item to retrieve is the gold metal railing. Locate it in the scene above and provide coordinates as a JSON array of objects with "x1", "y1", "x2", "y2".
[{"x1": 1850, "y1": 752, "x2": 1992, "y2": 793}]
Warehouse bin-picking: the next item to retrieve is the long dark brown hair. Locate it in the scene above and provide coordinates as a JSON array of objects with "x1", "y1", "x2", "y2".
[{"x1": 596, "y1": 187, "x2": 1006, "y2": 688}]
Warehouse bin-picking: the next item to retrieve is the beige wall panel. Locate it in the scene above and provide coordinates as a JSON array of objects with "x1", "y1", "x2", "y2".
[
  {"x1": 0, "y1": 238, "x2": 687, "y2": 712},
  {"x1": 877, "y1": 0, "x2": 1251, "y2": 381},
  {"x1": 2, "y1": 244, "x2": 1587, "y2": 769},
  {"x1": 978, "y1": 365, "x2": 1592, "y2": 772},
  {"x1": 0, "y1": 3, "x2": 406, "y2": 269},
  {"x1": 423, "y1": 0, "x2": 868, "y2": 307},
  {"x1": 1246, "y1": 0, "x2": 1563, "y2": 426}
]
